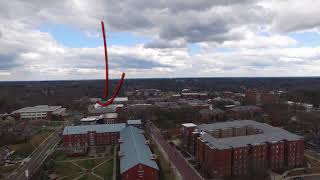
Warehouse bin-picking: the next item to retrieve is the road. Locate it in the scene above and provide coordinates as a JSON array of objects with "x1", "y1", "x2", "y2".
[
  {"x1": 147, "y1": 121, "x2": 204, "y2": 180},
  {"x1": 7, "y1": 128, "x2": 62, "y2": 180}
]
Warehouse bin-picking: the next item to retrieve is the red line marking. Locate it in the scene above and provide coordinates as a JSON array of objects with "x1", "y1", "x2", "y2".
[{"x1": 96, "y1": 21, "x2": 125, "y2": 107}]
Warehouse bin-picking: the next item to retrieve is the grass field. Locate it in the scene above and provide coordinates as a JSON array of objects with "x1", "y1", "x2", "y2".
[
  {"x1": 10, "y1": 129, "x2": 53, "y2": 158},
  {"x1": 51, "y1": 150, "x2": 89, "y2": 162},
  {"x1": 93, "y1": 159, "x2": 113, "y2": 179},
  {"x1": 75, "y1": 158, "x2": 106, "y2": 169},
  {"x1": 54, "y1": 162, "x2": 82, "y2": 177},
  {"x1": 78, "y1": 173, "x2": 101, "y2": 180}
]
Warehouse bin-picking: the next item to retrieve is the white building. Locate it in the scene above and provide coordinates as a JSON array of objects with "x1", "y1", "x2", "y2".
[{"x1": 12, "y1": 105, "x2": 66, "y2": 120}]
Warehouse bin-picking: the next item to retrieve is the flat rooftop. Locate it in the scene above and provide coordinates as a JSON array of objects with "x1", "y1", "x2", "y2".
[
  {"x1": 182, "y1": 123, "x2": 197, "y2": 128},
  {"x1": 63, "y1": 123, "x2": 126, "y2": 135},
  {"x1": 13, "y1": 105, "x2": 62, "y2": 113},
  {"x1": 127, "y1": 119, "x2": 142, "y2": 125},
  {"x1": 80, "y1": 116, "x2": 100, "y2": 122},
  {"x1": 100, "y1": 113, "x2": 118, "y2": 119},
  {"x1": 114, "y1": 97, "x2": 129, "y2": 102},
  {"x1": 197, "y1": 120, "x2": 303, "y2": 149}
]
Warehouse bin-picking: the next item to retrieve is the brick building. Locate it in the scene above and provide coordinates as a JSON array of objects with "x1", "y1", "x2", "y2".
[
  {"x1": 245, "y1": 90, "x2": 278, "y2": 105},
  {"x1": 120, "y1": 126, "x2": 159, "y2": 180},
  {"x1": 228, "y1": 105, "x2": 262, "y2": 120},
  {"x1": 181, "y1": 123, "x2": 197, "y2": 152},
  {"x1": 199, "y1": 106, "x2": 226, "y2": 122},
  {"x1": 62, "y1": 123, "x2": 126, "y2": 148},
  {"x1": 183, "y1": 120, "x2": 304, "y2": 178}
]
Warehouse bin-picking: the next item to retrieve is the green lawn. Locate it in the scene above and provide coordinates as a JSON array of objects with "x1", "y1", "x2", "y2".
[
  {"x1": 51, "y1": 150, "x2": 87, "y2": 161},
  {"x1": 76, "y1": 158, "x2": 106, "y2": 169},
  {"x1": 61, "y1": 173, "x2": 83, "y2": 180},
  {"x1": 30, "y1": 129, "x2": 53, "y2": 148},
  {"x1": 10, "y1": 129, "x2": 53, "y2": 158},
  {"x1": 54, "y1": 162, "x2": 82, "y2": 177},
  {"x1": 78, "y1": 173, "x2": 101, "y2": 180},
  {"x1": 93, "y1": 159, "x2": 113, "y2": 179}
]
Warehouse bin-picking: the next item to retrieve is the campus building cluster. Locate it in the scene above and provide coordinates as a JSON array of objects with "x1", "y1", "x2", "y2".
[
  {"x1": 62, "y1": 122, "x2": 158, "y2": 180},
  {"x1": 181, "y1": 120, "x2": 304, "y2": 178}
]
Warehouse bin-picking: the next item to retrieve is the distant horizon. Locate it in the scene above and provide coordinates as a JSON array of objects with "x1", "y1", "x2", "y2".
[{"x1": 0, "y1": 76, "x2": 320, "y2": 83}]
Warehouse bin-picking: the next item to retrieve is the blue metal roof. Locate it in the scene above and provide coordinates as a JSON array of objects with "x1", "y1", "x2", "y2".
[
  {"x1": 127, "y1": 119, "x2": 142, "y2": 125},
  {"x1": 120, "y1": 126, "x2": 159, "y2": 173},
  {"x1": 63, "y1": 123, "x2": 126, "y2": 135}
]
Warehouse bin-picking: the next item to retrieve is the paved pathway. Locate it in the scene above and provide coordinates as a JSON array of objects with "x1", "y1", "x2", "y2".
[{"x1": 147, "y1": 121, "x2": 204, "y2": 180}]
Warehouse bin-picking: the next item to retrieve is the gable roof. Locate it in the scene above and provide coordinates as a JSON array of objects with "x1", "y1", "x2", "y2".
[{"x1": 120, "y1": 126, "x2": 158, "y2": 173}]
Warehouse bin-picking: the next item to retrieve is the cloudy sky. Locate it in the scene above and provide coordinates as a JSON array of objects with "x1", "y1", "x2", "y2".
[{"x1": 1, "y1": 0, "x2": 320, "y2": 81}]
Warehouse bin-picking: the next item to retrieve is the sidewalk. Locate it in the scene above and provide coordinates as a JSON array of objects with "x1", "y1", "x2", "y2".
[{"x1": 148, "y1": 122, "x2": 204, "y2": 180}]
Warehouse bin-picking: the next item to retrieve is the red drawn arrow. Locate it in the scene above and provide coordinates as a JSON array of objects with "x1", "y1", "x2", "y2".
[{"x1": 96, "y1": 21, "x2": 125, "y2": 107}]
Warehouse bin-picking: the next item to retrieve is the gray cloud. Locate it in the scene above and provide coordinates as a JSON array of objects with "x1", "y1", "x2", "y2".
[
  {"x1": 0, "y1": 0, "x2": 270, "y2": 44},
  {"x1": 144, "y1": 39, "x2": 186, "y2": 49},
  {"x1": 110, "y1": 56, "x2": 172, "y2": 69},
  {"x1": 0, "y1": 54, "x2": 19, "y2": 70},
  {"x1": 269, "y1": 0, "x2": 320, "y2": 33}
]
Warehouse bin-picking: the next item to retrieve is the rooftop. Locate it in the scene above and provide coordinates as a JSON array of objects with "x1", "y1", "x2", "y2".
[
  {"x1": 63, "y1": 123, "x2": 126, "y2": 135},
  {"x1": 120, "y1": 126, "x2": 159, "y2": 173},
  {"x1": 89, "y1": 104, "x2": 124, "y2": 114},
  {"x1": 13, "y1": 105, "x2": 62, "y2": 113},
  {"x1": 182, "y1": 123, "x2": 197, "y2": 128},
  {"x1": 127, "y1": 120, "x2": 142, "y2": 125},
  {"x1": 197, "y1": 120, "x2": 303, "y2": 149},
  {"x1": 100, "y1": 113, "x2": 118, "y2": 119},
  {"x1": 229, "y1": 105, "x2": 262, "y2": 112},
  {"x1": 113, "y1": 97, "x2": 129, "y2": 102},
  {"x1": 181, "y1": 92, "x2": 208, "y2": 96},
  {"x1": 80, "y1": 116, "x2": 100, "y2": 122}
]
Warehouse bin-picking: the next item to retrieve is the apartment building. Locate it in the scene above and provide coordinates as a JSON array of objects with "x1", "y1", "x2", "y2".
[
  {"x1": 62, "y1": 123, "x2": 126, "y2": 147},
  {"x1": 182, "y1": 120, "x2": 304, "y2": 178}
]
